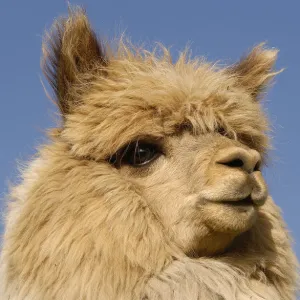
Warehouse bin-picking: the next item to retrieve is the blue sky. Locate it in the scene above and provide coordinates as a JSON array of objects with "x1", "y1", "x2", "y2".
[{"x1": 0, "y1": 0, "x2": 299, "y2": 265}]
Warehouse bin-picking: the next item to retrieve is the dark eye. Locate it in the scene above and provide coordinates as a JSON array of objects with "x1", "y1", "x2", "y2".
[
  {"x1": 217, "y1": 126, "x2": 227, "y2": 136},
  {"x1": 109, "y1": 141, "x2": 161, "y2": 168}
]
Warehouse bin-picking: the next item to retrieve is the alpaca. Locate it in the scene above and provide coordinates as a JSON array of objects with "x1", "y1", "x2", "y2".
[{"x1": 0, "y1": 7, "x2": 298, "y2": 300}]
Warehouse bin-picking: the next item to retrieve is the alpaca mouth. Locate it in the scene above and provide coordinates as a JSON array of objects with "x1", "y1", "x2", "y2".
[
  {"x1": 222, "y1": 195, "x2": 254, "y2": 206},
  {"x1": 220, "y1": 195, "x2": 256, "y2": 213}
]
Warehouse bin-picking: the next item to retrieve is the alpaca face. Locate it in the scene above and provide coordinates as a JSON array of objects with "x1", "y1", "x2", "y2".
[
  {"x1": 43, "y1": 9, "x2": 279, "y2": 257},
  {"x1": 115, "y1": 133, "x2": 267, "y2": 256},
  {"x1": 60, "y1": 61, "x2": 273, "y2": 256}
]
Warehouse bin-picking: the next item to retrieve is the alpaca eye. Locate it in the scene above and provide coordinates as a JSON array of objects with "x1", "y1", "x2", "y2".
[
  {"x1": 109, "y1": 141, "x2": 161, "y2": 167},
  {"x1": 217, "y1": 126, "x2": 227, "y2": 136}
]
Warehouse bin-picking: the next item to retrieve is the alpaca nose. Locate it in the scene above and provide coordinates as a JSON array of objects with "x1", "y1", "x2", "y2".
[{"x1": 216, "y1": 147, "x2": 261, "y2": 174}]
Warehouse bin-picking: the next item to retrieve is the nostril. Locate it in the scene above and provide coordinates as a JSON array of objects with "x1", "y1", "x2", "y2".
[
  {"x1": 216, "y1": 147, "x2": 261, "y2": 173},
  {"x1": 254, "y1": 161, "x2": 261, "y2": 171},
  {"x1": 224, "y1": 158, "x2": 244, "y2": 168}
]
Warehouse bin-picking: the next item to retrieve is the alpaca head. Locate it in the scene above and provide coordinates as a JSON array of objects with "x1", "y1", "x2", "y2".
[{"x1": 43, "y1": 8, "x2": 279, "y2": 257}]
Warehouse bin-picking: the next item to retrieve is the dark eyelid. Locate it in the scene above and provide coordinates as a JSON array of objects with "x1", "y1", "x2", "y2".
[
  {"x1": 114, "y1": 136, "x2": 164, "y2": 156},
  {"x1": 107, "y1": 139, "x2": 163, "y2": 168}
]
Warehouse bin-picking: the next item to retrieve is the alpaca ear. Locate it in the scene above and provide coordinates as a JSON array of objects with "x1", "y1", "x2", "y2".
[
  {"x1": 230, "y1": 44, "x2": 281, "y2": 100},
  {"x1": 42, "y1": 7, "x2": 107, "y2": 115}
]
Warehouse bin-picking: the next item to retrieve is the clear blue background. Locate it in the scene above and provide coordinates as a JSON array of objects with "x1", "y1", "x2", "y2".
[{"x1": 0, "y1": 0, "x2": 299, "y2": 274}]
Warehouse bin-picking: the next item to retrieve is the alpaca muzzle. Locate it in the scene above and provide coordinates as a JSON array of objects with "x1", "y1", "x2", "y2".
[{"x1": 199, "y1": 146, "x2": 268, "y2": 207}]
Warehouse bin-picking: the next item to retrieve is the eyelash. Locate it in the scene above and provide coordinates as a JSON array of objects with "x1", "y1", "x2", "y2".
[{"x1": 108, "y1": 141, "x2": 162, "y2": 168}]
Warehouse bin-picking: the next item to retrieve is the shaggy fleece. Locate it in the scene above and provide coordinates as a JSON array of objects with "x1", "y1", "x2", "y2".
[{"x1": 0, "y1": 7, "x2": 298, "y2": 300}]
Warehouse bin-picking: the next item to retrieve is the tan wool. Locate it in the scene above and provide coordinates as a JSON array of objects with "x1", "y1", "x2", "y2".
[{"x1": 0, "y1": 7, "x2": 298, "y2": 300}]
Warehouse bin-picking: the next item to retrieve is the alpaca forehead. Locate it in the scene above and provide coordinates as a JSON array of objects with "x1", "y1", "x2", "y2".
[
  {"x1": 83, "y1": 70, "x2": 252, "y2": 135},
  {"x1": 84, "y1": 60, "x2": 241, "y2": 126},
  {"x1": 77, "y1": 89, "x2": 222, "y2": 143}
]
